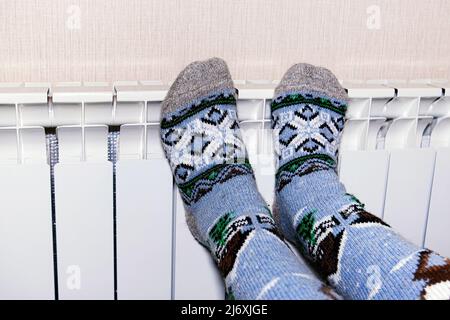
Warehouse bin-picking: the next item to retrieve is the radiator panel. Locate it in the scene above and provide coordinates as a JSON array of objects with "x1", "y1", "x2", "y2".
[
  {"x1": 116, "y1": 159, "x2": 173, "y2": 299},
  {"x1": 383, "y1": 149, "x2": 435, "y2": 246},
  {"x1": 0, "y1": 164, "x2": 54, "y2": 299},
  {"x1": 339, "y1": 150, "x2": 390, "y2": 218},
  {"x1": 425, "y1": 148, "x2": 450, "y2": 258},
  {"x1": 173, "y1": 191, "x2": 224, "y2": 300},
  {"x1": 55, "y1": 162, "x2": 114, "y2": 300}
]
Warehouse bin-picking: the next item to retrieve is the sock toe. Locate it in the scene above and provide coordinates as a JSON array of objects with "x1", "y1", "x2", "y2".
[
  {"x1": 161, "y1": 57, "x2": 235, "y2": 116},
  {"x1": 274, "y1": 63, "x2": 347, "y2": 103}
]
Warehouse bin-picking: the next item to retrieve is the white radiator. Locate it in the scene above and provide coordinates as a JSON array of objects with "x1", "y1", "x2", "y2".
[{"x1": 0, "y1": 80, "x2": 449, "y2": 300}]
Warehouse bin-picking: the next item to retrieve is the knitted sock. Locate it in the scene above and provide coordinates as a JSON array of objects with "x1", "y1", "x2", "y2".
[
  {"x1": 271, "y1": 63, "x2": 450, "y2": 300},
  {"x1": 160, "y1": 58, "x2": 340, "y2": 300}
]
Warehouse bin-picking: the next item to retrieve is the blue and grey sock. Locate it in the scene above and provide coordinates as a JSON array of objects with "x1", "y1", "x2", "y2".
[
  {"x1": 271, "y1": 63, "x2": 450, "y2": 300},
  {"x1": 160, "y1": 58, "x2": 340, "y2": 300}
]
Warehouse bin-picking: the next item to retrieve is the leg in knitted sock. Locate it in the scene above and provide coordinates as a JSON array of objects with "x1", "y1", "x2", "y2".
[
  {"x1": 160, "y1": 58, "x2": 340, "y2": 300},
  {"x1": 272, "y1": 63, "x2": 450, "y2": 300}
]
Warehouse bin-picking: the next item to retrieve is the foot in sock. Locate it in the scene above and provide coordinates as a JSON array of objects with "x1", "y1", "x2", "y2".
[
  {"x1": 160, "y1": 58, "x2": 340, "y2": 300},
  {"x1": 271, "y1": 63, "x2": 450, "y2": 300}
]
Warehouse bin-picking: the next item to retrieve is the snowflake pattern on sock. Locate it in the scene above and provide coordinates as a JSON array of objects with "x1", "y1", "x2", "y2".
[
  {"x1": 272, "y1": 92, "x2": 346, "y2": 191},
  {"x1": 161, "y1": 90, "x2": 251, "y2": 205}
]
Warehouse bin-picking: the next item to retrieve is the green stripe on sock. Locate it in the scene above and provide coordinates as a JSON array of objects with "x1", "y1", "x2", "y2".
[
  {"x1": 161, "y1": 94, "x2": 236, "y2": 129},
  {"x1": 179, "y1": 160, "x2": 251, "y2": 197},
  {"x1": 276, "y1": 154, "x2": 335, "y2": 179},
  {"x1": 271, "y1": 94, "x2": 347, "y2": 115}
]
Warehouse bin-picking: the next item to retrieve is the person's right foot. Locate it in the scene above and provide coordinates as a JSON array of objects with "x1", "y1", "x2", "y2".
[{"x1": 271, "y1": 63, "x2": 450, "y2": 300}]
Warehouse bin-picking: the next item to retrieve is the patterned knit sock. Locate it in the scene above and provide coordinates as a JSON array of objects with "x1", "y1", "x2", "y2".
[
  {"x1": 160, "y1": 58, "x2": 340, "y2": 300},
  {"x1": 271, "y1": 63, "x2": 450, "y2": 300}
]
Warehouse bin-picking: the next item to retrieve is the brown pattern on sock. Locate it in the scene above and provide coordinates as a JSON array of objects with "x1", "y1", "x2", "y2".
[
  {"x1": 413, "y1": 249, "x2": 450, "y2": 300},
  {"x1": 313, "y1": 230, "x2": 344, "y2": 279},
  {"x1": 350, "y1": 210, "x2": 389, "y2": 227},
  {"x1": 217, "y1": 230, "x2": 252, "y2": 277}
]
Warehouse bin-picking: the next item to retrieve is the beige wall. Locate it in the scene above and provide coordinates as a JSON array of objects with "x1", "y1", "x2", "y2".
[{"x1": 0, "y1": 0, "x2": 449, "y2": 83}]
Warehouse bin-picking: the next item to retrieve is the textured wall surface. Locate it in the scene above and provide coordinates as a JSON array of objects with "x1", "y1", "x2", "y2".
[{"x1": 0, "y1": 0, "x2": 449, "y2": 83}]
